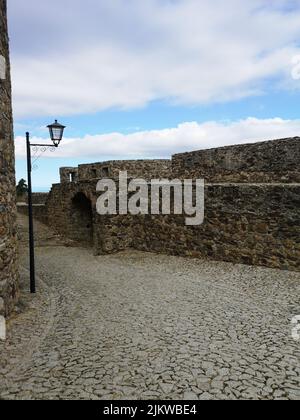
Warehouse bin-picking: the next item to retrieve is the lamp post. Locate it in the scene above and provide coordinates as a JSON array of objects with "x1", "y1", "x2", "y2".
[{"x1": 26, "y1": 120, "x2": 66, "y2": 293}]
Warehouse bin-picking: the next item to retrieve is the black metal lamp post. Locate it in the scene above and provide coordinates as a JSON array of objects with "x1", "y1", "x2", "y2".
[{"x1": 26, "y1": 120, "x2": 66, "y2": 293}]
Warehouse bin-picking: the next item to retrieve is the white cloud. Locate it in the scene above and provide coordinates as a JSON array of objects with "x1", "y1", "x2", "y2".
[
  {"x1": 8, "y1": 0, "x2": 300, "y2": 118},
  {"x1": 15, "y1": 117, "x2": 300, "y2": 160}
]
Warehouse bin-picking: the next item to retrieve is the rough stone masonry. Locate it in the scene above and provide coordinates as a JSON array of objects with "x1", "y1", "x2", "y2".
[
  {"x1": 0, "y1": 0, "x2": 19, "y2": 317},
  {"x1": 42, "y1": 137, "x2": 300, "y2": 272}
]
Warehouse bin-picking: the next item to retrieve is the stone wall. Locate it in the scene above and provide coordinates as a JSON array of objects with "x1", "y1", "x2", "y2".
[
  {"x1": 17, "y1": 203, "x2": 48, "y2": 225},
  {"x1": 46, "y1": 182, "x2": 300, "y2": 272},
  {"x1": 24, "y1": 192, "x2": 49, "y2": 205},
  {"x1": 78, "y1": 160, "x2": 172, "y2": 181},
  {"x1": 59, "y1": 161, "x2": 172, "y2": 184},
  {"x1": 0, "y1": 0, "x2": 19, "y2": 316},
  {"x1": 46, "y1": 181, "x2": 133, "y2": 253},
  {"x1": 60, "y1": 167, "x2": 79, "y2": 184},
  {"x1": 172, "y1": 137, "x2": 300, "y2": 183},
  {"x1": 131, "y1": 184, "x2": 300, "y2": 271},
  {"x1": 45, "y1": 137, "x2": 300, "y2": 272}
]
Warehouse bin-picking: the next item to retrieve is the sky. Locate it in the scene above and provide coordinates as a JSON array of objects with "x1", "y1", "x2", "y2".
[{"x1": 7, "y1": 0, "x2": 300, "y2": 191}]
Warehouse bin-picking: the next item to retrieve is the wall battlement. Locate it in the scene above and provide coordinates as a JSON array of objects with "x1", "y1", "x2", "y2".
[
  {"x1": 60, "y1": 160, "x2": 172, "y2": 184},
  {"x1": 172, "y1": 137, "x2": 300, "y2": 183}
]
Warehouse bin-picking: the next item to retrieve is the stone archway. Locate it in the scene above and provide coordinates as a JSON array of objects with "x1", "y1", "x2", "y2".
[{"x1": 70, "y1": 192, "x2": 94, "y2": 246}]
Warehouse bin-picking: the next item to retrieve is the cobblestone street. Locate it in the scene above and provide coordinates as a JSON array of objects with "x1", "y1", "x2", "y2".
[{"x1": 0, "y1": 215, "x2": 299, "y2": 400}]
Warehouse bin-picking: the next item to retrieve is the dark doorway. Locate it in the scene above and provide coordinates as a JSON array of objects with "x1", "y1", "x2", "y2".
[{"x1": 71, "y1": 193, "x2": 93, "y2": 246}]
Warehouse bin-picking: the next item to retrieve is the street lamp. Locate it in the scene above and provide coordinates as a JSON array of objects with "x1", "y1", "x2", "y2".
[
  {"x1": 26, "y1": 120, "x2": 66, "y2": 293},
  {"x1": 47, "y1": 120, "x2": 66, "y2": 147}
]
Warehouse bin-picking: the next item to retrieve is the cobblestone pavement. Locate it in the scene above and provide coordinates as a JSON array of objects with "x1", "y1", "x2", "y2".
[{"x1": 0, "y1": 215, "x2": 299, "y2": 400}]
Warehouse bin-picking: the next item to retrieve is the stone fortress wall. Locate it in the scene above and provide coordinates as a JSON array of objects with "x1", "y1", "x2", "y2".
[
  {"x1": 60, "y1": 160, "x2": 172, "y2": 184},
  {"x1": 43, "y1": 136, "x2": 300, "y2": 272},
  {"x1": 172, "y1": 137, "x2": 300, "y2": 183},
  {"x1": 25, "y1": 192, "x2": 49, "y2": 205},
  {"x1": 0, "y1": 0, "x2": 19, "y2": 317},
  {"x1": 17, "y1": 193, "x2": 49, "y2": 225}
]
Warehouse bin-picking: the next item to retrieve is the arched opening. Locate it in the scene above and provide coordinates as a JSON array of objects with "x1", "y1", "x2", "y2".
[{"x1": 70, "y1": 192, "x2": 93, "y2": 246}]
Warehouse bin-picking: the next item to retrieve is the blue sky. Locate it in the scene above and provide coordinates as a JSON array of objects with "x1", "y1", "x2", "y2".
[{"x1": 8, "y1": 0, "x2": 300, "y2": 191}]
